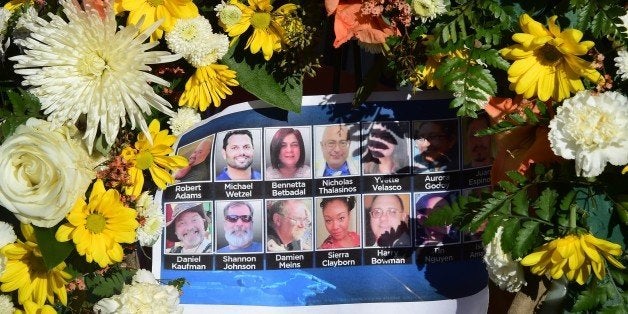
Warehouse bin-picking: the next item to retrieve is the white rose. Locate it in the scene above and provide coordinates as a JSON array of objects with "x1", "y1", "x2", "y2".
[{"x1": 0, "y1": 118, "x2": 96, "y2": 227}]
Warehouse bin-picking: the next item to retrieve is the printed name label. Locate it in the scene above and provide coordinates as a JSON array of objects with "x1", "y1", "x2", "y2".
[
  {"x1": 215, "y1": 254, "x2": 263, "y2": 270},
  {"x1": 364, "y1": 248, "x2": 412, "y2": 265},
  {"x1": 315, "y1": 177, "x2": 359, "y2": 195},
  {"x1": 163, "y1": 183, "x2": 212, "y2": 201},
  {"x1": 316, "y1": 250, "x2": 362, "y2": 268},
  {"x1": 265, "y1": 180, "x2": 312, "y2": 197},
  {"x1": 363, "y1": 175, "x2": 411, "y2": 193},
  {"x1": 164, "y1": 255, "x2": 213, "y2": 270},
  {"x1": 416, "y1": 246, "x2": 461, "y2": 264},
  {"x1": 214, "y1": 181, "x2": 263, "y2": 199},
  {"x1": 266, "y1": 252, "x2": 313, "y2": 269}
]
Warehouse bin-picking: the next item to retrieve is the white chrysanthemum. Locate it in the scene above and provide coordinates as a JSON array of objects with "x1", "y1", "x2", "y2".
[
  {"x1": 0, "y1": 294, "x2": 15, "y2": 314},
  {"x1": 411, "y1": 0, "x2": 447, "y2": 23},
  {"x1": 11, "y1": 6, "x2": 39, "y2": 45},
  {"x1": 168, "y1": 107, "x2": 201, "y2": 136},
  {"x1": 0, "y1": 8, "x2": 11, "y2": 57},
  {"x1": 549, "y1": 91, "x2": 628, "y2": 177},
  {"x1": 93, "y1": 281, "x2": 183, "y2": 314},
  {"x1": 615, "y1": 50, "x2": 628, "y2": 81},
  {"x1": 619, "y1": 13, "x2": 628, "y2": 35},
  {"x1": 0, "y1": 221, "x2": 16, "y2": 249},
  {"x1": 135, "y1": 192, "x2": 164, "y2": 246},
  {"x1": 10, "y1": 0, "x2": 180, "y2": 153},
  {"x1": 215, "y1": 1, "x2": 242, "y2": 27},
  {"x1": 166, "y1": 17, "x2": 229, "y2": 68},
  {"x1": 484, "y1": 226, "x2": 526, "y2": 293},
  {"x1": 166, "y1": 16, "x2": 214, "y2": 58},
  {"x1": 187, "y1": 33, "x2": 229, "y2": 68}
]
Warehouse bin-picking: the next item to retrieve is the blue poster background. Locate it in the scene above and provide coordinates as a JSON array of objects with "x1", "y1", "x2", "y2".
[{"x1": 155, "y1": 92, "x2": 488, "y2": 306}]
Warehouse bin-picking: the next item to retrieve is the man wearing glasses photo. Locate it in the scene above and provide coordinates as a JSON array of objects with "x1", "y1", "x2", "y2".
[
  {"x1": 316, "y1": 124, "x2": 359, "y2": 177},
  {"x1": 364, "y1": 194, "x2": 411, "y2": 247},
  {"x1": 266, "y1": 199, "x2": 313, "y2": 252},
  {"x1": 216, "y1": 129, "x2": 262, "y2": 181},
  {"x1": 216, "y1": 201, "x2": 263, "y2": 253},
  {"x1": 413, "y1": 120, "x2": 459, "y2": 173}
]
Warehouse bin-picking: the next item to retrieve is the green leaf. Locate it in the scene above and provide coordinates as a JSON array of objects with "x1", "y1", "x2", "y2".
[
  {"x1": 506, "y1": 171, "x2": 527, "y2": 185},
  {"x1": 572, "y1": 285, "x2": 605, "y2": 312},
  {"x1": 500, "y1": 218, "x2": 520, "y2": 253},
  {"x1": 512, "y1": 190, "x2": 530, "y2": 216},
  {"x1": 534, "y1": 188, "x2": 559, "y2": 221},
  {"x1": 560, "y1": 190, "x2": 577, "y2": 211},
  {"x1": 222, "y1": 38, "x2": 303, "y2": 113},
  {"x1": 498, "y1": 180, "x2": 518, "y2": 193},
  {"x1": 512, "y1": 220, "x2": 539, "y2": 259},
  {"x1": 33, "y1": 225, "x2": 74, "y2": 270},
  {"x1": 482, "y1": 216, "x2": 502, "y2": 245}
]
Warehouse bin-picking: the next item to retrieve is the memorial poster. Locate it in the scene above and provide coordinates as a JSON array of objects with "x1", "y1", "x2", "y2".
[{"x1": 153, "y1": 91, "x2": 491, "y2": 312}]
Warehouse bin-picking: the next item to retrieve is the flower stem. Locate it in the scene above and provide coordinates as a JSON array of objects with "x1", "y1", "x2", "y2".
[{"x1": 569, "y1": 204, "x2": 577, "y2": 231}]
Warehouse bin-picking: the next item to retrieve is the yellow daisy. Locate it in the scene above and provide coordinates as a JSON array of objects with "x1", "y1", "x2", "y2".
[
  {"x1": 179, "y1": 64, "x2": 239, "y2": 111},
  {"x1": 15, "y1": 300, "x2": 57, "y2": 314},
  {"x1": 0, "y1": 224, "x2": 71, "y2": 308},
  {"x1": 521, "y1": 233, "x2": 625, "y2": 285},
  {"x1": 500, "y1": 14, "x2": 603, "y2": 102},
  {"x1": 114, "y1": 0, "x2": 199, "y2": 41},
  {"x1": 3, "y1": 0, "x2": 30, "y2": 11},
  {"x1": 225, "y1": 0, "x2": 297, "y2": 60},
  {"x1": 120, "y1": 119, "x2": 188, "y2": 196},
  {"x1": 55, "y1": 179, "x2": 139, "y2": 268}
]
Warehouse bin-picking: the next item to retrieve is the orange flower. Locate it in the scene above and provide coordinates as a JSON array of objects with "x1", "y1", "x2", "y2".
[
  {"x1": 326, "y1": 0, "x2": 398, "y2": 49},
  {"x1": 485, "y1": 96, "x2": 562, "y2": 183}
]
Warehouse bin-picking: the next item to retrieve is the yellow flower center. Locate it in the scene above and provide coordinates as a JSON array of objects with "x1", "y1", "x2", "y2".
[
  {"x1": 86, "y1": 213, "x2": 107, "y2": 234},
  {"x1": 539, "y1": 44, "x2": 563, "y2": 64},
  {"x1": 135, "y1": 151, "x2": 154, "y2": 170},
  {"x1": 180, "y1": 25, "x2": 198, "y2": 41},
  {"x1": 77, "y1": 51, "x2": 108, "y2": 78},
  {"x1": 250, "y1": 12, "x2": 271, "y2": 29},
  {"x1": 147, "y1": 0, "x2": 164, "y2": 7}
]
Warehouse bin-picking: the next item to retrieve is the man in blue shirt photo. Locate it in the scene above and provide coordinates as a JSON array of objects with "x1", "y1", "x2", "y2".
[
  {"x1": 216, "y1": 130, "x2": 262, "y2": 181},
  {"x1": 217, "y1": 201, "x2": 263, "y2": 253}
]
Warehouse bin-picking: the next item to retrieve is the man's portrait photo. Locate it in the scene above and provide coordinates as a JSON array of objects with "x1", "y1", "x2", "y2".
[
  {"x1": 314, "y1": 123, "x2": 360, "y2": 178},
  {"x1": 174, "y1": 135, "x2": 214, "y2": 182},
  {"x1": 215, "y1": 200, "x2": 264, "y2": 253},
  {"x1": 462, "y1": 114, "x2": 493, "y2": 169},
  {"x1": 214, "y1": 129, "x2": 263, "y2": 181},
  {"x1": 165, "y1": 202, "x2": 213, "y2": 254},
  {"x1": 266, "y1": 198, "x2": 313, "y2": 252},
  {"x1": 415, "y1": 192, "x2": 461, "y2": 246},
  {"x1": 412, "y1": 119, "x2": 459, "y2": 173}
]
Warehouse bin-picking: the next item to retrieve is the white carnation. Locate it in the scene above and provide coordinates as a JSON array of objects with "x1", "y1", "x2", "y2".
[
  {"x1": 168, "y1": 107, "x2": 202, "y2": 136},
  {"x1": 484, "y1": 226, "x2": 526, "y2": 293},
  {"x1": 0, "y1": 294, "x2": 15, "y2": 314},
  {"x1": 0, "y1": 221, "x2": 16, "y2": 249},
  {"x1": 186, "y1": 33, "x2": 229, "y2": 68},
  {"x1": 93, "y1": 281, "x2": 182, "y2": 314},
  {"x1": 615, "y1": 50, "x2": 628, "y2": 81},
  {"x1": 132, "y1": 269, "x2": 158, "y2": 284},
  {"x1": 549, "y1": 91, "x2": 628, "y2": 177},
  {"x1": 135, "y1": 192, "x2": 164, "y2": 247}
]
